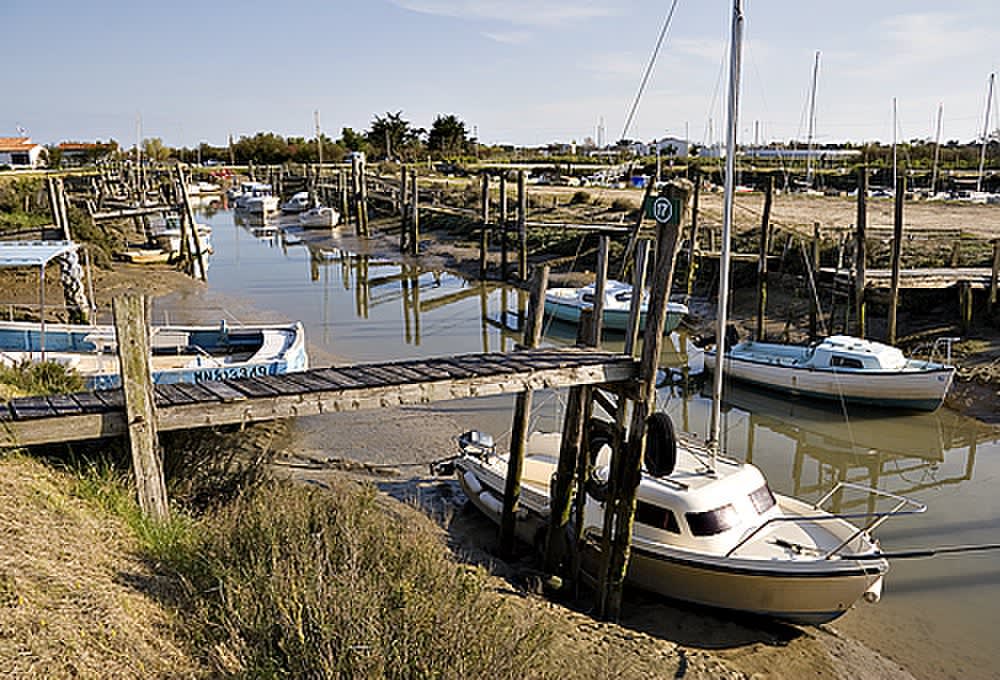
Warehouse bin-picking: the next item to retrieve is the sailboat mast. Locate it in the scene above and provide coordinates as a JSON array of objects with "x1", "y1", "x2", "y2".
[
  {"x1": 315, "y1": 109, "x2": 323, "y2": 166},
  {"x1": 930, "y1": 103, "x2": 943, "y2": 195},
  {"x1": 805, "y1": 50, "x2": 820, "y2": 187},
  {"x1": 977, "y1": 73, "x2": 994, "y2": 194},
  {"x1": 708, "y1": 0, "x2": 744, "y2": 457}
]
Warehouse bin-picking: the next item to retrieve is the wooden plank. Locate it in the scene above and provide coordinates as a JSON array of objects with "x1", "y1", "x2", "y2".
[
  {"x1": 245, "y1": 374, "x2": 304, "y2": 396},
  {"x1": 10, "y1": 397, "x2": 57, "y2": 420},
  {"x1": 154, "y1": 384, "x2": 197, "y2": 406},
  {"x1": 225, "y1": 377, "x2": 282, "y2": 398},
  {"x1": 196, "y1": 380, "x2": 249, "y2": 402},
  {"x1": 275, "y1": 372, "x2": 340, "y2": 393},
  {"x1": 310, "y1": 368, "x2": 365, "y2": 388},
  {"x1": 70, "y1": 391, "x2": 109, "y2": 414},
  {"x1": 46, "y1": 394, "x2": 83, "y2": 416},
  {"x1": 93, "y1": 389, "x2": 124, "y2": 409},
  {"x1": 171, "y1": 382, "x2": 223, "y2": 403}
]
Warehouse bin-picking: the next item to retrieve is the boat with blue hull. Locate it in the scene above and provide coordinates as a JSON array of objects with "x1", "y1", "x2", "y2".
[
  {"x1": 0, "y1": 320, "x2": 308, "y2": 390},
  {"x1": 704, "y1": 335, "x2": 955, "y2": 411},
  {"x1": 544, "y1": 279, "x2": 687, "y2": 334}
]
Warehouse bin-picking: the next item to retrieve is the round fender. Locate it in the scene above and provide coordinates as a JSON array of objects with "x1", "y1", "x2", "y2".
[
  {"x1": 584, "y1": 419, "x2": 620, "y2": 502},
  {"x1": 644, "y1": 412, "x2": 677, "y2": 478}
]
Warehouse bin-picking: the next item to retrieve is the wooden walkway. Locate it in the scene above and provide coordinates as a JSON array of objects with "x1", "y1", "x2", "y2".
[
  {"x1": 821, "y1": 267, "x2": 994, "y2": 290},
  {"x1": 0, "y1": 348, "x2": 636, "y2": 448}
]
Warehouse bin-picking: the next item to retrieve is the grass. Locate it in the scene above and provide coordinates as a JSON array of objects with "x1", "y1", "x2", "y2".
[{"x1": 0, "y1": 360, "x2": 84, "y2": 400}]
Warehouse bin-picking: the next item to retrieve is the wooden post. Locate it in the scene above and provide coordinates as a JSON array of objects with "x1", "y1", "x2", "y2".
[
  {"x1": 339, "y1": 168, "x2": 349, "y2": 223},
  {"x1": 351, "y1": 155, "x2": 361, "y2": 234},
  {"x1": 618, "y1": 178, "x2": 656, "y2": 279},
  {"x1": 989, "y1": 239, "x2": 999, "y2": 310},
  {"x1": 176, "y1": 166, "x2": 206, "y2": 281},
  {"x1": 887, "y1": 175, "x2": 906, "y2": 345},
  {"x1": 590, "y1": 236, "x2": 610, "y2": 346},
  {"x1": 854, "y1": 167, "x2": 868, "y2": 337},
  {"x1": 409, "y1": 170, "x2": 420, "y2": 256},
  {"x1": 754, "y1": 175, "x2": 773, "y2": 341},
  {"x1": 399, "y1": 166, "x2": 409, "y2": 252},
  {"x1": 359, "y1": 155, "x2": 370, "y2": 237},
  {"x1": 500, "y1": 173, "x2": 509, "y2": 281},
  {"x1": 959, "y1": 281, "x2": 974, "y2": 334},
  {"x1": 479, "y1": 173, "x2": 490, "y2": 279},
  {"x1": 686, "y1": 168, "x2": 701, "y2": 301},
  {"x1": 517, "y1": 170, "x2": 528, "y2": 281},
  {"x1": 544, "y1": 380, "x2": 589, "y2": 575},
  {"x1": 499, "y1": 265, "x2": 549, "y2": 557},
  {"x1": 809, "y1": 222, "x2": 821, "y2": 340},
  {"x1": 112, "y1": 294, "x2": 169, "y2": 521},
  {"x1": 598, "y1": 180, "x2": 689, "y2": 620}
]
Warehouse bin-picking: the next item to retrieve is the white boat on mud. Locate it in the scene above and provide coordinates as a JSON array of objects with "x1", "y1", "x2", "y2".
[
  {"x1": 233, "y1": 182, "x2": 278, "y2": 214},
  {"x1": 298, "y1": 205, "x2": 340, "y2": 228},
  {"x1": 0, "y1": 320, "x2": 309, "y2": 390},
  {"x1": 703, "y1": 335, "x2": 955, "y2": 411},
  {"x1": 544, "y1": 279, "x2": 687, "y2": 334},
  {"x1": 149, "y1": 214, "x2": 213, "y2": 258},
  {"x1": 454, "y1": 419, "x2": 921, "y2": 624},
  {"x1": 281, "y1": 191, "x2": 312, "y2": 214}
]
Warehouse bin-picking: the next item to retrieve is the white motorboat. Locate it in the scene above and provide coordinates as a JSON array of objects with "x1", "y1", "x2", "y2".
[
  {"x1": 187, "y1": 180, "x2": 221, "y2": 196},
  {"x1": 281, "y1": 191, "x2": 312, "y2": 214},
  {"x1": 454, "y1": 418, "x2": 919, "y2": 624},
  {"x1": 233, "y1": 182, "x2": 277, "y2": 214},
  {"x1": 544, "y1": 279, "x2": 687, "y2": 334},
  {"x1": 298, "y1": 205, "x2": 340, "y2": 228},
  {"x1": 149, "y1": 214, "x2": 213, "y2": 258},
  {"x1": 703, "y1": 335, "x2": 955, "y2": 411}
]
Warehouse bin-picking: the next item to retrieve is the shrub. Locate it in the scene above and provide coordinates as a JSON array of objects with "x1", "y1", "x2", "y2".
[
  {"x1": 610, "y1": 198, "x2": 632, "y2": 212},
  {"x1": 0, "y1": 360, "x2": 84, "y2": 399},
  {"x1": 569, "y1": 190, "x2": 591, "y2": 205}
]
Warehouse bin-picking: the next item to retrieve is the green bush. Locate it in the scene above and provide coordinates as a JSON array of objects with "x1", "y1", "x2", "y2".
[
  {"x1": 0, "y1": 360, "x2": 84, "y2": 399},
  {"x1": 569, "y1": 190, "x2": 591, "y2": 205}
]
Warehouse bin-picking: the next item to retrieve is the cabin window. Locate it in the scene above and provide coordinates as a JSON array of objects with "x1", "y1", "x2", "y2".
[
  {"x1": 830, "y1": 355, "x2": 864, "y2": 369},
  {"x1": 749, "y1": 484, "x2": 776, "y2": 514},
  {"x1": 635, "y1": 501, "x2": 680, "y2": 534},
  {"x1": 581, "y1": 293, "x2": 595, "y2": 304},
  {"x1": 685, "y1": 504, "x2": 738, "y2": 536},
  {"x1": 614, "y1": 291, "x2": 633, "y2": 303}
]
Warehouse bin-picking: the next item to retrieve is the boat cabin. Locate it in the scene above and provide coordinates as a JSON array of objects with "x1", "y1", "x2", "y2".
[{"x1": 801, "y1": 336, "x2": 908, "y2": 371}]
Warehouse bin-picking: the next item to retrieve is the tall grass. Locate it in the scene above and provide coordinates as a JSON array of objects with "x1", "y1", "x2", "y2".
[
  {"x1": 0, "y1": 360, "x2": 84, "y2": 399},
  {"x1": 185, "y1": 479, "x2": 553, "y2": 678}
]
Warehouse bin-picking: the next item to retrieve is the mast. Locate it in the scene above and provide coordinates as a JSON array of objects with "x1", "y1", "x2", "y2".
[
  {"x1": 977, "y1": 73, "x2": 994, "y2": 194},
  {"x1": 931, "y1": 103, "x2": 943, "y2": 195},
  {"x1": 708, "y1": 0, "x2": 744, "y2": 463},
  {"x1": 892, "y1": 97, "x2": 898, "y2": 191},
  {"x1": 315, "y1": 109, "x2": 323, "y2": 166},
  {"x1": 805, "y1": 50, "x2": 820, "y2": 187}
]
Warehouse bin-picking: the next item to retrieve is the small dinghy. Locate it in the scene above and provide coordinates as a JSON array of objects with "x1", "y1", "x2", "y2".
[{"x1": 544, "y1": 279, "x2": 687, "y2": 334}]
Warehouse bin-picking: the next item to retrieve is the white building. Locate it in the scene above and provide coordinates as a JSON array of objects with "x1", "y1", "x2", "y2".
[{"x1": 0, "y1": 137, "x2": 45, "y2": 169}]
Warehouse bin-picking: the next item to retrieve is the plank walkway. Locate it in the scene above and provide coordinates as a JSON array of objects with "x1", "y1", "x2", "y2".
[
  {"x1": 821, "y1": 267, "x2": 994, "y2": 290},
  {"x1": 0, "y1": 348, "x2": 637, "y2": 448}
]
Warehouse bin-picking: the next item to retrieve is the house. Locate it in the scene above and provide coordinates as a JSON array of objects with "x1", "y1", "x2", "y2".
[
  {"x1": 58, "y1": 141, "x2": 118, "y2": 167},
  {"x1": 0, "y1": 137, "x2": 46, "y2": 169}
]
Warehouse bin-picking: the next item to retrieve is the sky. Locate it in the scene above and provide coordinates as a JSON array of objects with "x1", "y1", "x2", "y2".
[{"x1": 2, "y1": 0, "x2": 998, "y2": 149}]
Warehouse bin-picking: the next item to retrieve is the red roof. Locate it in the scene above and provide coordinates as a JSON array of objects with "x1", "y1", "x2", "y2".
[{"x1": 0, "y1": 137, "x2": 39, "y2": 152}]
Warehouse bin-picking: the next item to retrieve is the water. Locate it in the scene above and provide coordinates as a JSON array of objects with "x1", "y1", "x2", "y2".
[{"x1": 168, "y1": 207, "x2": 1000, "y2": 680}]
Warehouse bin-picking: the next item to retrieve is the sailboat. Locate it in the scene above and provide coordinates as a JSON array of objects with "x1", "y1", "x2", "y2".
[{"x1": 451, "y1": 1, "x2": 923, "y2": 624}]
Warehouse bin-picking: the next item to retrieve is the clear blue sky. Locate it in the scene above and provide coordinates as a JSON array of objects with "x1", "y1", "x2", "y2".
[{"x1": 2, "y1": 1, "x2": 997, "y2": 149}]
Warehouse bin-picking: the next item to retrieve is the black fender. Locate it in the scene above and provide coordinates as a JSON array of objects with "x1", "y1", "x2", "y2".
[
  {"x1": 584, "y1": 418, "x2": 620, "y2": 502},
  {"x1": 644, "y1": 412, "x2": 677, "y2": 478}
]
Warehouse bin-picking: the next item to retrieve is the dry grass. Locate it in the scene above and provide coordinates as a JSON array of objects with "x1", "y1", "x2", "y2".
[{"x1": 0, "y1": 454, "x2": 197, "y2": 679}]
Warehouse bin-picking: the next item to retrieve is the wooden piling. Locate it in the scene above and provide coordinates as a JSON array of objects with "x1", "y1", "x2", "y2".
[
  {"x1": 754, "y1": 175, "x2": 773, "y2": 341},
  {"x1": 990, "y1": 239, "x2": 999, "y2": 311},
  {"x1": 112, "y1": 294, "x2": 169, "y2": 521},
  {"x1": 479, "y1": 173, "x2": 490, "y2": 279},
  {"x1": 177, "y1": 166, "x2": 206, "y2": 281},
  {"x1": 959, "y1": 281, "x2": 974, "y2": 334},
  {"x1": 359, "y1": 155, "x2": 370, "y2": 237},
  {"x1": 887, "y1": 175, "x2": 905, "y2": 345},
  {"x1": 500, "y1": 173, "x2": 509, "y2": 280},
  {"x1": 590, "y1": 236, "x2": 610, "y2": 346},
  {"x1": 409, "y1": 169, "x2": 420, "y2": 256},
  {"x1": 399, "y1": 166, "x2": 409, "y2": 252},
  {"x1": 499, "y1": 265, "x2": 549, "y2": 557},
  {"x1": 686, "y1": 169, "x2": 701, "y2": 301},
  {"x1": 619, "y1": 179, "x2": 655, "y2": 279},
  {"x1": 598, "y1": 180, "x2": 689, "y2": 620},
  {"x1": 809, "y1": 222, "x2": 820, "y2": 340},
  {"x1": 517, "y1": 170, "x2": 527, "y2": 281},
  {"x1": 854, "y1": 167, "x2": 868, "y2": 337},
  {"x1": 339, "y1": 168, "x2": 349, "y2": 222}
]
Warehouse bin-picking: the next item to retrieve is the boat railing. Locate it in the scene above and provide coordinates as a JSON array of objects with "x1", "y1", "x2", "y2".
[{"x1": 724, "y1": 482, "x2": 926, "y2": 560}]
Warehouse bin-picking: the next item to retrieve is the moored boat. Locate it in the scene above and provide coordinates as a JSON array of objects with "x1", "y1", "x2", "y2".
[
  {"x1": 298, "y1": 205, "x2": 340, "y2": 228},
  {"x1": 453, "y1": 419, "x2": 919, "y2": 624},
  {"x1": 281, "y1": 191, "x2": 312, "y2": 214},
  {"x1": 703, "y1": 335, "x2": 955, "y2": 411},
  {"x1": 544, "y1": 279, "x2": 687, "y2": 334},
  {"x1": 0, "y1": 320, "x2": 309, "y2": 390}
]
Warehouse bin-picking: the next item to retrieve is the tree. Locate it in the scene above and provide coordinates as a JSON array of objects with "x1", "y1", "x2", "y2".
[
  {"x1": 368, "y1": 111, "x2": 424, "y2": 161},
  {"x1": 339, "y1": 127, "x2": 368, "y2": 153},
  {"x1": 427, "y1": 114, "x2": 468, "y2": 156},
  {"x1": 142, "y1": 137, "x2": 171, "y2": 162}
]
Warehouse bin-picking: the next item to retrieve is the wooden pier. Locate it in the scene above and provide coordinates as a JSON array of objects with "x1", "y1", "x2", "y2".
[{"x1": 0, "y1": 348, "x2": 636, "y2": 449}]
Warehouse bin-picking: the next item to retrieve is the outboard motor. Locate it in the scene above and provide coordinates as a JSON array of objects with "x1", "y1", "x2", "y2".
[{"x1": 457, "y1": 430, "x2": 496, "y2": 460}]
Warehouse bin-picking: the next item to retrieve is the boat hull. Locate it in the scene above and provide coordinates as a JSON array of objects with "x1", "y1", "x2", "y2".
[
  {"x1": 0, "y1": 321, "x2": 309, "y2": 390},
  {"x1": 703, "y1": 352, "x2": 953, "y2": 411},
  {"x1": 456, "y1": 455, "x2": 885, "y2": 625},
  {"x1": 544, "y1": 298, "x2": 684, "y2": 334}
]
